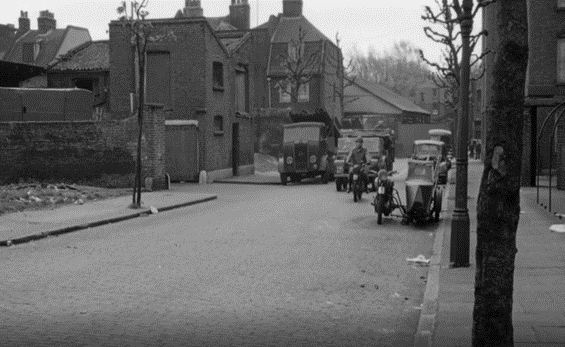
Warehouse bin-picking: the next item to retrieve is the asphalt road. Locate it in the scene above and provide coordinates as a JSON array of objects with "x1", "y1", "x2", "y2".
[{"x1": 0, "y1": 172, "x2": 438, "y2": 347}]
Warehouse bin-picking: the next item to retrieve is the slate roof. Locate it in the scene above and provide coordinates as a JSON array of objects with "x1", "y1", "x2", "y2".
[
  {"x1": 271, "y1": 16, "x2": 332, "y2": 43},
  {"x1": 350, "y1": 79, "x2": 430, "y2": 115},
  {"x1": 49, "y1": 40, "x2": 109, "y2": 71},
  {"x1": 219, "y1": 34, "x2": 250, "y2": 54},
  {"x1": 345, "y1": 79, "x2": 430, "y2": 116},
  {"x1": 4, "y1": 26, "x2": 90, "y2": 68},
  {"x1": 207, "y1": 17, "x2": 238, "y2": 31}
]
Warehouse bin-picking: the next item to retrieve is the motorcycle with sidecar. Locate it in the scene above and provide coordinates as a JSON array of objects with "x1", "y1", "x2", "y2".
[
  {"x1": 371, "y1": 139, "x2": 450, "y2": 226},
  {"x1": 371, "y1": 169, "x2": 402, "y2": 224},
  {"x1": 401, "y1": 140, "x2": 450, "y2": 225}
]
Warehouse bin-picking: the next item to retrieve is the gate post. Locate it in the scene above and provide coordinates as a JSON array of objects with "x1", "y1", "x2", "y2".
[{"x1": 143, "y1": 103, "x2": 167, "y2": 190}]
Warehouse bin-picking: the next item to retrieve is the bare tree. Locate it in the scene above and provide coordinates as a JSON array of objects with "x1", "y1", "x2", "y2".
[
  {"x1": 277, "y1": 27, "x2": 321, "y2": 104},
  {"x1": 472, "y1": 1, "x2": 528, "y2": 346},
  {"x1": 325, "y1": 33, "x2": 357, "y2": 116},
  {"x1": 117, "y1": 1, "x2": 174, "y2": 207},
  {"x1": 349, "y1": 41, "x2": 431, "y2": 99},
  {"x1": 420, "y1": 0, "x2": 495, "y2": 114}
]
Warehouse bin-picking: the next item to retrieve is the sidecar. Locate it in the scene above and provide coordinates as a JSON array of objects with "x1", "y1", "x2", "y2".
[{"x1": 402, "y1": 140, "x2": 446, "y2": 225}]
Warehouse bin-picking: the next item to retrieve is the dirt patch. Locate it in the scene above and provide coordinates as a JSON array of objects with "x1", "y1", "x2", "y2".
[{"x1": 0, "y1": 182, "x2": 131, "y2": 217}]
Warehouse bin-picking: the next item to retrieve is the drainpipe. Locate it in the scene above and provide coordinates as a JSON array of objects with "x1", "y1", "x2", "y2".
[{"x1": 267, "y1": 77, "x2": 272, "y2": 108}]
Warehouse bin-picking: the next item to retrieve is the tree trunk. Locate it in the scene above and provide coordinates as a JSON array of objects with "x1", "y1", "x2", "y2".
[
  {"x1": 472, "y1": 1, "x2": 528, "y2": 346},
  {"x1": 136, "y1": 54, "x2": 145, "y2": 207}
]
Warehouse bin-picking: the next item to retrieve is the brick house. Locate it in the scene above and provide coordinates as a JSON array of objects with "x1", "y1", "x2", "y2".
[
  {"x1": 108, "y1": 7, "x2": 256, "y2": 182},
  {"x1": 258, "y1": 0, "x2": 344, "y2": 124},
  {"x1": 1, "y1": 10, "x2": 91, "y2": 87},
  {"x1": 47, "y1": 40, "x2": 110, "y2": 116}
]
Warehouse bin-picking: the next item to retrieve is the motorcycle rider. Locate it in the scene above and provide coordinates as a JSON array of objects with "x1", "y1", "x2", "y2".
[{"x1": 346, "y1": 136, "x2": 370, "y2": 194}]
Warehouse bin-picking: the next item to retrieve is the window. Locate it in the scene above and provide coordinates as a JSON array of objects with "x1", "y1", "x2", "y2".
[
  {"x1": 433, "y1": 88, "x2": 437, "y2": 97},
  {"x1": 558, "y1": 39, "x2": 565, "y2": 83},
  {"x1": 278, "y1": 81, "x2": 291, "y2": 103},
  {"x1": 235, "y1": 66, "x2": 249, "y2": 113},
  {"x1": 420, "y1": 92, "x2": 425, "y2": 102},
  {"x1": 213, "y1": 62, "x2": 224, "y2": 89},
  {"x1": 298, "y1": 82, "x2": 309, "y2": 102},
  {"x1": 288, "y1": 42, "x2": 305, "y2": 61},
  {"x1": 214, "y1": 115, "x2": 224, "y2": 135}
]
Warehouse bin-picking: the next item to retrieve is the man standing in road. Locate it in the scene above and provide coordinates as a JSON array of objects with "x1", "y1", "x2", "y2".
[{"x1": 346, "y1": 136, "x2": 370, "y2": 193}]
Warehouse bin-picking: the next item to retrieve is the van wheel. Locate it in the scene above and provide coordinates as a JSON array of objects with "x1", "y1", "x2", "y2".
[
  {"x1": 280, "y1": 173, "x2": 287, "y2": 185},
  {"x1": 336, "y1": 179, "x2": 342, "y2": 191},
  {"x1": 321, "y1": 171, "x2": 330, "y2": 184}
]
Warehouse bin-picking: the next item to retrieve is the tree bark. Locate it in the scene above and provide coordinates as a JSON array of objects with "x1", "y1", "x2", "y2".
[
  {"x1": 472, "y1": 1, "x2": 528, "y2": 346},
  {"x1": 136, "y1": 51, "x2": 145, "y2": 207}
]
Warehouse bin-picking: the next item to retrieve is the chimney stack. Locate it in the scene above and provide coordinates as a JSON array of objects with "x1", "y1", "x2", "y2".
[
  {"x1": 229, "y1": 0, "x2": 250, "y2": 30},
  {"x1": 38, "y1": 10, "x2": 56, "y2": 33},
  {"x1": 283, "y1": 0, "x2": 303, "y2": 17},
  {"x1": 183, "y1": 0, "x2": 204, "y2": 17},
  {"x1": 18, "y1": 11, "x2": 30, "y2": 34}
]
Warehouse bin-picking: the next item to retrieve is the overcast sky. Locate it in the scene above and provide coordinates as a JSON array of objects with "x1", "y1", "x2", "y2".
[{"x1": 1, "y1": 0, "x2": 484, "y2": 64}]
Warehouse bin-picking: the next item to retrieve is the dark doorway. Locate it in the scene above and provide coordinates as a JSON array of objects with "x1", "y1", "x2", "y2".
[{"x1": 232, "y1": 123, "x2": 240, "y2": 176}]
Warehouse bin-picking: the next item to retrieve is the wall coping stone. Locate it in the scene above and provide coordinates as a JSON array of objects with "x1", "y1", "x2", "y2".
[{"x1": 166, "y1": 120, "x2": 198, "y2": 127}]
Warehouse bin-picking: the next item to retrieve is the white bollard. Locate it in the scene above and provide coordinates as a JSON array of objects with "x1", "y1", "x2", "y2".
[{"x1": 199, "y1": 170, "x2": 208, "y2": 185}]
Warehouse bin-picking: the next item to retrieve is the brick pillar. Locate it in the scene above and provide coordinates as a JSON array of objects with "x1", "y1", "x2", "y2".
[{"x1": 142, "y1": 103, "x2": 167, "y2": 190}]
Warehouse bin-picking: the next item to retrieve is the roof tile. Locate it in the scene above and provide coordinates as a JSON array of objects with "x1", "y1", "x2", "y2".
[{"x1": 50, "y1": 40, "x2": 109, "y2": 71}]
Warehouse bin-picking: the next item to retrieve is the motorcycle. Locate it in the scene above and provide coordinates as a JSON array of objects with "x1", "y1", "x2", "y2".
[
  {"x1": 350, "y1": 163, "x2": 376, "y2": 202},
  {"x1": 372, "y1": 169, "x2": 403, "y2": 224}
]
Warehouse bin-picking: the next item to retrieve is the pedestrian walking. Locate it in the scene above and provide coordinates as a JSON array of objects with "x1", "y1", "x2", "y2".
[
  {"x1": 469, "y1": 141, "x2": 475, "y2": 159},
  {"x1": 475, "y1": 141, "x2": 481, "y2": 160}
]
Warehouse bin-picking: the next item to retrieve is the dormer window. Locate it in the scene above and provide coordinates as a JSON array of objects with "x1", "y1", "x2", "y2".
[{"x1": 288, "y1": 42, "x2": 304, "y2": 61}]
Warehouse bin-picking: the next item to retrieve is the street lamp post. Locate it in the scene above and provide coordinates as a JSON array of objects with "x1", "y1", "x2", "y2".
[{"x1": 450, "y1": 0, "x2": 472, "y2": 268}]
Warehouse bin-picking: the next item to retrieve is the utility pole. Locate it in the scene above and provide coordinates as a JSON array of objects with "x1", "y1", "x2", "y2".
[{"x1": 450, "y1": 0, "x2": 472, "y2": 268}]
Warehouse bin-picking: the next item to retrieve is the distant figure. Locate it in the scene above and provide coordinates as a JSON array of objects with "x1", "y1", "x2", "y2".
[{"x1": 475, "y1": 142, "x2": 481, "y2": 160}]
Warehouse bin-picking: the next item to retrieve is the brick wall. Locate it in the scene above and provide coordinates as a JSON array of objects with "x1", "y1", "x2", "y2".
[{"x1": 0, "y1": 104, "x2": 167, "y2": 189}]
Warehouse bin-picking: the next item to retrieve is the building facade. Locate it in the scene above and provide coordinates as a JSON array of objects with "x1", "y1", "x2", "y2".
[{"x1": 484, "y1": 0, "x2": 565, "y2": 186}]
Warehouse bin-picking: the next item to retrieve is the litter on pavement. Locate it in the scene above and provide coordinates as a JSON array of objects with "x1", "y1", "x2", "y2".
[
  {"x1": 406, "y1": 254, "x2": 431, "y2": 265},
  {"x1": 549, "y1": 224, "x2": 565, "y2": 233}
]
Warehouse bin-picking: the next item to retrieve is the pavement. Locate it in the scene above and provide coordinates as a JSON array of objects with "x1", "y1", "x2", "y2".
[
  {"x1": 415, "y1": 159, "x2": 565, "y2": 347},
  {"x1": 0, "y1": 191, "x2": 217, "y2": 247},
  {"x1": 214, "y1": 171, "x2": 281, "y2": 185}
]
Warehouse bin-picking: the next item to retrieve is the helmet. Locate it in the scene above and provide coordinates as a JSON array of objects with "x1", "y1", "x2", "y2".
[{"x1": 355, "y1": 136, "x2": 363, "y2": 144}]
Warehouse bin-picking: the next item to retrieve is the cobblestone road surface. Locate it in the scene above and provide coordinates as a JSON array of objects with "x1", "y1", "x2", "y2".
[{"x1": 0, "y1": 171, "x2": 438, "y2": 347}]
